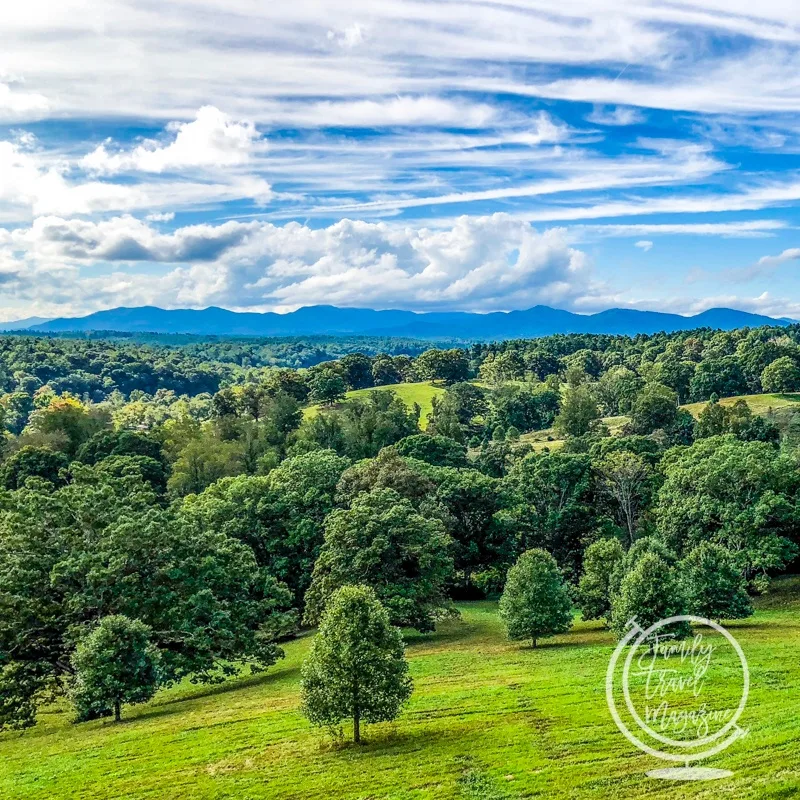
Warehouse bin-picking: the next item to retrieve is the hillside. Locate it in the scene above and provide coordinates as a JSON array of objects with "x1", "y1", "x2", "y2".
[
  {"x1": 3, "y1": 580, "x2": 798, "y2": 800},
  {"x1": 24, "y1": 304, "x2": 790, "y2": 340}
]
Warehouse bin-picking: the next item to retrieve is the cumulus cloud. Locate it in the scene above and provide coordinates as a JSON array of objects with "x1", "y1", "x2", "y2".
[
  {"x1": 81, "y1": 106, "x2": 263, "y2": 174},
  {"x1": 146, "y1": 212, "x2": 175, "y2": 222},
  {"x1": 0, "y1": 136, "x2": 272, "y2": 221},
  {"x1": 1, "y1": 213, "x2": 597, "y2": 314},
  {"x1": 635, "y1": 240, "x2": 653, "y2": 251}
]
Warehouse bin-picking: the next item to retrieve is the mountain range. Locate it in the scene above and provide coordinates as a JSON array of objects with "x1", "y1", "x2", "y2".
[{"x1": 2, "y1": 305, "x2": 792, "y2": 340}]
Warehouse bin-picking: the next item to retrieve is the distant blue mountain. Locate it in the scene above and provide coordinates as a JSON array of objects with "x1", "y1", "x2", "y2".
[
  {"x1": 0, "y1": 316, "x2": 52, "y2": 331},
  {"x1": 25, "y1": 304, "x2": 792, "y2": 340}
]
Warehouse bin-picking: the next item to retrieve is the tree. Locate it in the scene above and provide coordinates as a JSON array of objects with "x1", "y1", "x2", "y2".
[
  {"x1": 487, "y1": 384, "x2": 560, "y2": 433},
  {"x1": 182, "y1": 449, "x2": 350, "y2": 605},
  {"x1": 0, "y1": 466, "x2": 294, "y2": 730},
  {"x1": 761, "y1": 356, "x2": 800, "y2": 393},
  {"x1": 680, "y1": 543, "x2": 753, "y2": 622},
  {"x1": 301, "y1": 585, "x2": 412, "y2": 743},
  {"x1": 654, "y1": 435, "x2": 800, "y2": 588},
  {"x1": 339, "y1": 353, "x2": 374, "y2": 390},
  {"x1": 336, "y1": 448, "x2": 434, "y2": 507},
  {"x1": 304, "y1": 489, "x2": 454, "y2": 632},
  {"x1": 595, "y1": 366, "x2": 643, "y2": 415},
  {"x1": 70, "y1": 615, "x2": 161, "y2": 722},
  {"x1": 695, "y1": 398, "x2": 730, "y2": 438},
  {"x1": 415, "y1": 349, "x2": 470, "y2": 384},
  {"x1": 554, "y1": 384, "x2": 600, "y2": 438},
  {"x1": 1, "y1": 445, "x2": 69, "y2": 489},
  {"x1": 596, "y1": 451, "x2": 653, "y2": 545},
  {"x1": 24, "y1": 395, "x2": 110, "y2": 457},
  {"x1": 629, "y1": 382, "x2": 678, "y2": 435},
  {"x1": 430, "y1": 467, "x2": 513, "y2": 590},
  {"x1": 502, "y1": 452, "x2": 596, "y2": 580},
  {"x1": 499, "y1": 549, "x2": 573, "y2": 647},
  {"x1": 308, "y1": 370, "x2": 347, "y2": 406},
  {"x1": 610, "y1": 552, "x2": 690, "y2": 644},
  {"x1": 394, "y1": 434, "x2": 468, "y2": 468},
  {"x1": 578, "y1": 538, "x2": 625, "y2": 623},
  {"x1": 76, "y1": 429, "x2": 165, "y2": 466},
  {"x1": 689, "y1": 356, "x2": 748, "y2": 402}
]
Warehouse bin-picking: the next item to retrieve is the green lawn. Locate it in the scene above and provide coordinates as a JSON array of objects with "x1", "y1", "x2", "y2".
[
  {"x1": 304, "y1": 382, "x2": 446, "y2": 429},
  {"x1": 682, "y1": 392, "x2": 800, "y2": 418},
  {"x1": 3, "y1": 579, "x2": 800, "y2": 799}
]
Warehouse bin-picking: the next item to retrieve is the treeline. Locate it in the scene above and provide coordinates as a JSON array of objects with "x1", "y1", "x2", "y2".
[{"x1": 2, "y1": 323, "x2": 800, "y2": 733}]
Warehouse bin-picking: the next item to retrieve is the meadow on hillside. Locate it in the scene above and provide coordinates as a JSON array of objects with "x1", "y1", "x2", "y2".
[{"x1": 2, "y1": 580, "x2": 799, "y2": 800}]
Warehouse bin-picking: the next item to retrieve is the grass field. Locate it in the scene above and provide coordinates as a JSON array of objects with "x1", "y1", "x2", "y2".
[
  {"x1": 682, "y1": 392, "x2": 800, "y2": 419},
  {"x1": 303, "y1": 382, "x2": 446, "y2": 429},
  {"x1": 3, "y1": 579, "x2": 799, "y2": 800}
]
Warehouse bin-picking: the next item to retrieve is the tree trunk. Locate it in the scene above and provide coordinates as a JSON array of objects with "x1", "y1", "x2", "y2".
[
  {"x1": 353, "y1": 709, "x2": 360, "y2": 744},
  {"x1": 114, "y1": 701, "x2": 121, "y2": 722},
  {"x1": 532, "y1": 638, "x2": 537, "y2": 648}
]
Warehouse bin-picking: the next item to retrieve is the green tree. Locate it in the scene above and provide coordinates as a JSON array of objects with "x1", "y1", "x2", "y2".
[
  {"x1": 1, "y1": 445, "x2": 69, "y2": 489},
  {"x1": 499, "y1": 549, "x2": 572, "y2": 647},
  {"x1": 309, "y1": 370, "x2": 347, "y2": 406},
  {"x1": 301, "y1": 585, "x2": 412, "y2": 743},
  {"x1": 761, "y1": 356, "x2": 800, "y2": 393},
  {"x1": 554, "y1": 384, "x2": 600, "y2": 438},
  {"x1": 654, "y1": 435, "x2": 800, "y2": 588},
  {"x1": 680, "y1": 542, "x2": 753, "y2": 622},
  {"x1": 610, "y1": 552, "x2": 690, "y2": 644},
  {"x1": 0, "y1": 466, "x2": 294, "y2": 730},
  {"x1": 415, "y1": 349, "x2": 470, "y2": 384},
  {"x1": 595, "y1": 366, "x2": 643, "y2": 415},
  {"x1": 70, "y1": 615, "x2": 161, "y2": 722},
  {"x1": 689, "y1": 356, "x2": 747, "y2": 402},
  {"x1": 339, "y1": 353, "x2": 375, "y2": 390},
  {"x1": 629, "y1": 382, "x2": 679, "y2": 434},
  {"x1": 394, "y1": 434, "x2": 468, "y2": 468},
  {"x1": 502, "y1": 452, "x2": 596, "y2": 580},
  {"x1": 578, "y1": 538, "x2": 625, "y2": 623},
  {"x1": 304, "y1": 489, "x2": 454, "y2": 632}
]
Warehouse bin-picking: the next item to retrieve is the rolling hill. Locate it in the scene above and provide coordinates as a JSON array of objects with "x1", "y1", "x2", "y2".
[{"x1": 22, "y1": 304, "x2": 791, "y2": 340}]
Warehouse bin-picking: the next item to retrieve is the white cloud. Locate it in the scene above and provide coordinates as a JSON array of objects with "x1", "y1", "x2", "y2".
[
  {"x1": 586, "y1": 106, "x2": 645, "y2": 126},
  {"x1": 0, "y1": 213, "x2": 597, "y2": 314},
  {"x1": 146, "y1": 211, "x2": 175, "y2": 222},
  {"x1": 82, "y1": 106, "x2": 263, "y2": 175},
  {"x1": 265, "y1": 96, "x2": 501, "y2": 128},
  {"x1": 576, "y1": 221, "x2": 786, "y2": 239},
  {"x1": 327, "y1": 23, "x2": 366, "y2": 49},
  {"x1": 635, "y1": 240, "x2": 653, "y2": 251},
  {"x1": 756, "y1": 247, "x2": 800, "y2": 267},
  {"x1": 0, "y1": 135, "x2": 272, "y2": 221},
  {"x1": 0, "y1": 80, "x2": 49, "y2": 120}
]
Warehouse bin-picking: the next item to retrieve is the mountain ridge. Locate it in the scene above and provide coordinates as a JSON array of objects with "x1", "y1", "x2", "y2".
[{"x1": 11, "y1": 304, "x2": 792, "y2": 340}]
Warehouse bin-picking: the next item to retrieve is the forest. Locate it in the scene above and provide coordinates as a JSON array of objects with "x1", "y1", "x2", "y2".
[{"x1": 1, "y1": 322, "x2": 799, "y2": 775}]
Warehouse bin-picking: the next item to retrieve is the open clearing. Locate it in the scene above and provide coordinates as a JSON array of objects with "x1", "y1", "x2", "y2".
[
  {"x1": 682, "y1": 392, "x2": 800, "y2": 418},
  {"x1": 2, "y1": 579, "x2": 799, "y2": 800},
  {"x1": 303, "y1": 382, "x2": 446, "y2": 429}
]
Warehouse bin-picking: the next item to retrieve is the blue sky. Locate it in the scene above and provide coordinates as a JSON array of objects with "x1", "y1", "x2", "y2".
[{"x1": 0, "y1": 1, "x2": 799, "y2": 320}]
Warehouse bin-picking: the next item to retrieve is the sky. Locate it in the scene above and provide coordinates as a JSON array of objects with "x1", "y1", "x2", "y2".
[{"x1": 1, "y1": 1, "x2": 800, "y2": 321}]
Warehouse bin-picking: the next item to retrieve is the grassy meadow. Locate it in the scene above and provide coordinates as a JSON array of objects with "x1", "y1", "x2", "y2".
[
  {"x1": 3, "y1": 578, "x2": 799, "y2": 800},
  {"x1": 303, "y1": 381, "x2": 446, "y2": 429}
]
